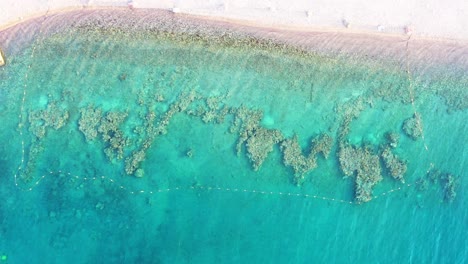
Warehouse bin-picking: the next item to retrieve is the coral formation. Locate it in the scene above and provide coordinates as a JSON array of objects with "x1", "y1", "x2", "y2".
[
  {"x1": 334, "y1": 96, "x2": 387, "y2": 202},
  {"x1": 78, "y1": 106, "x2": 102, "y2": 141},
  {"x1": 380, "y1": 147, "x2": 407, "y2": 182},
  {"x1": 402, "y1": 112, "x2": 423, "y2": 140},
  {"x1": 231, "y1": 107, "x2": 264, "y2": 154},
  {"x1": 155, "y1": 90, "x2": 199, "y2": 135},
  {"x1": 338, "y1": 143, "x2": 382, "y2": 203},
  {"x1": 10, "y1": 10, "x2": 464, "y2": 212},
  {"x1": 280, "y1": 135, "x2": 317, "y2": 182},
  {"x1": 78, "y1": 106, "x2": 130, "y2": 161},
  {"x1": 280, "y1": 133, "x2": 333, "y2": 184},
  {"x1": 427, "y1": 168, "x2": 441, "y2": 183},
  {"x1": 22, "y1": 102, "x2": 68, "y2": 183},
  {"x1": 385, "y1": 131, "x2": 400, "y2": 148},
  {"x1": 98, "y1": 111, "x2": 129, "y2": 160},
  {"x1": 335, "y1": 96, "x2": 372, "y2": 142},
  {"x1": 28, "y1": 102, "x2": 69, "y2": 139},
  {"x1": 125, "y1": 110, "x2": 156, "y2": 176},
  {"x1": 245, "y1": 127, "x2": 283, "y2": 171},
  {"x1": 231, "y1": 106, "x2": 283, "y2": 171},
  {"x1": 20, "y1": 143, "x2": 44, "y2": 183},
  {"x1": 199, "y1": 96, "x2": 230, "y2": 124},
  {"x1": 415, "y1": 177, "x2": 429, "y2": 191},
  {"x1": 125, "y1": 149, "x2": 147, "y2": 176},
  {"x1": 442, "y1": 174, "x2": 458, "y2": 202},
  {"x1": 125, "y1": 91, "x2": 199, "y2": 176},
  {"x1": 311, "y1": 134, "x2": 334, "y2": 159},
  {"x1": 415, "y1": 168, "x2": 459, "y2": 203}
]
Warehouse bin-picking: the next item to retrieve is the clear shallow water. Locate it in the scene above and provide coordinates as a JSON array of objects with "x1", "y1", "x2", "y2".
[{"x1": 0, "y1": 10, "x2": 466, "y2": 263}]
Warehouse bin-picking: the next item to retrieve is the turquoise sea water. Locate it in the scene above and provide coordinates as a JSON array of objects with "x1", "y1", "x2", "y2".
[{"x1": 0, "y1": 10, "x2": 466, "y2": 263}]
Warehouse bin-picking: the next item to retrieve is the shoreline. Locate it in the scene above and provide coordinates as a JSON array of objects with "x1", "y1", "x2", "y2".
[
  {"x1": 0, "y1": 8, "x2": 467, "y2": 83},
  {"x1": 2, "y1": 5, "x2": 468, "y2": 44},
  {"x1": 1, "y1": 1, "x2": 468, "y2": 41}
]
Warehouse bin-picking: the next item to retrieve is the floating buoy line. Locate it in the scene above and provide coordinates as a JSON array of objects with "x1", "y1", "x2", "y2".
[
  {"x1": 11, "y1": 9, "x2": 439, "y2": 206},
  {"x1": 19, "y1": 170, "x2": 420, "y2": 205}
]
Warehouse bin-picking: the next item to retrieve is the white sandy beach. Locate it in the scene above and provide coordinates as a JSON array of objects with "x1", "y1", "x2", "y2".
[{"x1": 1, "y1": 0, "x2": 468, "y2": 40}]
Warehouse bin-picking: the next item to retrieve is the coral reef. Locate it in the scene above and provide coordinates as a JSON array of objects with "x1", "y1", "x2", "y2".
[
  {"x1": 199, "y1": 96, "x2": 230, "y2": 124},
  {"x1": 335, "y1": 97, "x2": 370, "y2": 141},
  {"x1": 280, "y1": 135, "x2": 317, "y2": 183},
  {"x1": 280, "y1": 133, "x2": 333, "y2": 184},
  {"x1": 415, "y1": 168, "x2": 459, "y2": 203},
  {"x1": 125, "y1": 110, "x2": 156, "y2": 175},
  {"x1": 385, "y1": 131, "x2": 400, "y2": 148},
  {"x1": 78, "y1": 106, "x2": 130, "y2": 161},
  {"x1": 437, "y1": 79, "x2": 468, "y2": 112},
  {"x1": 22, "y1": 102, "x2": 68, "y2": 183},
  {"x1": 231, "y1": 106, "x2": 264, "y2": 154},
  {"x1": 98, "y1": 111, "x2": 129, "y2": 161},
  {"x1": 246, "y1": 127, "x2": 283, "y2": 171},
  {"x1": 334, "y1": 96, "x2": 387, "y2": 202},
  {"x1": 402, "y1": 112, "x2": 423, "y2": 140},
  {"x1": 125, "y1": 91, "x2": 199, "y2": 176},
  {"x1": 20, "y1": 143, "x2": 44, "y2": 183},
  {"x1": 125, "y1": 147, "x2": 147, "y2": 176},
  {"x1": 380, "y1": 147, "x2": 407, "y2": 182},
  {"x1": 78, "y1": 106, "x2": 102, "y2": 141},
  {"x1": 231, "y1": 106, "x2": 283, "y2": 171},
  {"x1": 372, "y1": 81, "x2": 414, "y2": 105},
  {"x1": 338, "y1": 143, "x2": 382, "y2": 203},
  {"x1": 155, "y1": 90, "x2": 199, "y2": 135},
  {"x1": 415, "y1": 177, "x2": 429, "y2": 191},
  {"x1": 427, "y1": 168, "x2": 441, "y2": 183},
  {"x1": 442, "y1": 174, "x2": 458, "y2": 202},
  {"x1": 28, "y1": 102, "x2": 69, "y2": 139},
  {"x1": 230, "y1": 105, "x2": 333, "y2": 180},
  {"x1": 311, "y1": 134, "x2": 334, "y2": 159}
]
